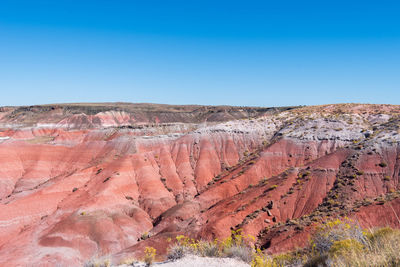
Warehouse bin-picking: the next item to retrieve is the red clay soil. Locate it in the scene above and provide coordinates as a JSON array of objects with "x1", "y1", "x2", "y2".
[{"x1": 0, "y1": 103, "x2": 399, "y2": 266}]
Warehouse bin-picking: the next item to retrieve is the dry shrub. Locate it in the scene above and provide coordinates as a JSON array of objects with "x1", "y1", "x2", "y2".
[
  {"x1": 165, "y1": 222, "x2": 400, "y2": 267},
  {"x1": 167, "y1": 243, "x2": 187, "y2": 261},
  {"x1": 167, "y1": 229, "x2": 255, "y2": 263},
  {"x1": 224, "y1": 244, "x2": 254, "y2": 263},
  {"x1": 310, "y1": 218, "x2": 367, "y2": 254},
  {"x1": 83, "y1": 256, "x2": 111, "y2": 267},
  {"x1": 305, "y1": 219, "x2": 400, "y2": 267},
  {"x1": 198, "y1": 240, "x2": 221, "y2": 257},
  {"x1": 335, "y1": 227, "x2": 400, "y2": 267}
]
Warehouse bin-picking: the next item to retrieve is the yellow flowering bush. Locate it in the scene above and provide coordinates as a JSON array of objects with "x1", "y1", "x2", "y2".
[
  {"x1": 311, "y1": 218, "x2": 367, "y2": 254},
  {"x1": 328, "y1": 239, "x2": 363, "y2": 256},
  {"x1": 143, "y1": 246, "x2": 156, "y2": 266},
  {"x1": 167, "y1": 229, "x2": 256, "y2": 262}
]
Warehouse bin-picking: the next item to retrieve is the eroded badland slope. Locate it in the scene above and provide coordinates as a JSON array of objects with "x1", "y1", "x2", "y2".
[{"x1": 0, "y1": 103, "x2": 399, "y2": 266}]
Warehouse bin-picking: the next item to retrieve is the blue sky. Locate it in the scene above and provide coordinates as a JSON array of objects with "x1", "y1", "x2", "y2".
[{"x1": 0, "y1": 0, "x2": 399, "y2": 107}]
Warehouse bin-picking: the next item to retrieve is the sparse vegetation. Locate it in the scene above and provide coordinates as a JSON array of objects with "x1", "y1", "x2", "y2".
[
  {"x1": 141, "y1": 232, "x2": 150, "y2": 240},
  {"x1": 310, "y1": 218, "x2": 367, "y2": 255},
  {"x1": 9, "y1": 104, "x2": 400, "y2": 267},
  {"x1": 161, "y1": 222, "x2": 398, "y2": 266},
  {"x1": 259, "y1": 177, "x2": 268, "y2": 185},
  {"x1": 118, "y1": 257, "x2": 136, "y2": 265},
  {"x1": 167, "y1": 229, "x2": 255, "y2": 263},
  {"x1": 251, "y1": 219, "x2": 400, "y2": 267},
  {"x1": 379, "y1": 161, "x2": 388, "y2": 167},
  {"x1": 84, "y1": 257, "x2": 111, "y2": 267},
  {"x1": 141, "y1": 217, "x2": 393, "y2": 267},
  {"x1": 143, "y1": 246, "x2": 156, "y2": 266}
]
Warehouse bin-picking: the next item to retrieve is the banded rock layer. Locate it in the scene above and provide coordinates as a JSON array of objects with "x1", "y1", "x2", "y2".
[{"x1": 0, "y1": 103, "x2": 399, "y2": 266}]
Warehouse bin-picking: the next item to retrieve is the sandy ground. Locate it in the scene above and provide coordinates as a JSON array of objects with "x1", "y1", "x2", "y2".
[
  {"x1": 157, "y1": 255, "x2": 250, "y2": 267},
  {"x1": 118, "y1": 255, "x2": 250, "y2": 267}
]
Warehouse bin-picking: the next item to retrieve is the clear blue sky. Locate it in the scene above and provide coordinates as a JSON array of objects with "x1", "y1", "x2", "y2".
[{"x1": 0, "y1": 0, "x2": 399, "y2": 107}]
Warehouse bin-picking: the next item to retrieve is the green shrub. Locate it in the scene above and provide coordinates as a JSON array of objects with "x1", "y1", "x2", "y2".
[{"x1": 141, "y1": 232, "x2": 150, "y2": 240}]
